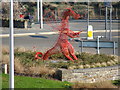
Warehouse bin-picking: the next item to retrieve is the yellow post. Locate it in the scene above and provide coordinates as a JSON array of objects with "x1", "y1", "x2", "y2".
[{"x1": 87, "y1": 25, "x2": 93, "y2": 39}]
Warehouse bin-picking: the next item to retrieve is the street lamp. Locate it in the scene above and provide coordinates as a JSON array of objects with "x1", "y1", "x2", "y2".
[
  {"x1": 10, "y1": 0, "x2": 14, "y2": 88},
  {"x1": 37, "y1": 0, "x2": 40, "y2": 23},
  {"x1": 40, "y1": 0, "x2": 43, "y2": 29},
  {"x1": 37, "y1": 0, "x2": 43, "y2": 29}
]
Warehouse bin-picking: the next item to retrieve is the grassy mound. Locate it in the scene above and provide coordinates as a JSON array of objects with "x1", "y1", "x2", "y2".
[{"x1": 2, "y1": 47, "x2": 119, "y2": 77}]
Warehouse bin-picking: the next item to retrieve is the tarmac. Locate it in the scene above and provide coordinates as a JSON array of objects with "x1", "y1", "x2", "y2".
[
  {"x1": 0, "y1": 20, "x2": 119, "y2": 38},
  {"x1": 0, "y1": 29, "x2": 119, "y2": 38}
]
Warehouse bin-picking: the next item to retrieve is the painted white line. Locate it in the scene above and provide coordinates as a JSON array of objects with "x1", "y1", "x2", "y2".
[
  {"x1": 0, "y1": 30, "x2": 119, "y2": 38},
  {"x1": 0, "y1": 32, "x2": 58, "y2": 38},
  {"x1": 38, "y1": 32, "x2": 58, "y2": 35},
  {"x1": 79, "y1": 36, "x2": 119, "y2": 39},
  {"x1": 93, "y1": 30, "x2": 119, "y2": 33},
  {"x1": 0, "y1": 33, "x2": 36, "y2": 38},
  {"x1": 74, "y1": 30, "x2": 119, "y2": 33},
  {"x1": 113, "y1": 36, "x2": 120, "y2": 38}
]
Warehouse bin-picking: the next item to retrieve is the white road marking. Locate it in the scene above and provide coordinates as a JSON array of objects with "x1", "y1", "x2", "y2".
[{"x1": 0, "y1": 30, "x2": 119, "y2": 38}]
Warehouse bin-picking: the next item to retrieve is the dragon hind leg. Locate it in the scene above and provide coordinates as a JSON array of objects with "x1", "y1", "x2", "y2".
[
  {"x1": 68, "y1": 44, "x2": 78, "y2": 60},
  {"x1": 61, "y1": 47, "x2": 74, "y2": 62}
]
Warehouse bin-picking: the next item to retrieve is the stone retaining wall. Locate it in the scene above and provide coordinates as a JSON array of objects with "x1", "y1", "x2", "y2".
[{"x1": 57, "y1": 65, "x2": 120, "y2": 83}]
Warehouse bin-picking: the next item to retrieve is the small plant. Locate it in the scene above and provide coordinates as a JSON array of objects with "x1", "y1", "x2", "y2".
[
  {"x1": 84, "y1": 64, "x2": 91, "y2": 68},
  {"x1": 95, "y1": 62, "x2": 102, "y2": 67},
  {"x1": 49, "y1": 53, "x2": 66, "y2": 60},
  {"x1": 78, "y1": 65, "x2": 84, "y2": 69},
  {"x1": 112, "y1": 80, "x2": 120, "y2": 86},
  {"x1": 90, "y1": 65, "x2": 96, "y2": 68},
  {"x1": 101, "y1": 62, "x2": 107, "y2": 67},
  {"x1": 63, "y1": 83, "x2": 71, "y2": 88}
]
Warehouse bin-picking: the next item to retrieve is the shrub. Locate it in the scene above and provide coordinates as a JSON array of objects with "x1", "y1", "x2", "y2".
[
  {"x1": 112, "y1": 80, "x2": 120, "y2": 86},
  {"x1": 49, "y1": 53, "x2": 66, "y2": 60},
  {"x1": 14, "y1": 57, "x2": 25, "y2": 73},
  {"x1": 76, "y1": 52, "x2": 115, "y2": 65},
  {"x1": 2, "y1": 46, "x2": 9, "y2": 55},
  {"x1": 95, "y1": 62, "x2": 102, "y2": 67},
  {"x1": 78, "y1": 65, "x2": 84, "y2": 69},
  {"x1": 28, "y1": 65, "x2": 56, "y2": 78},
  {"x1": 2, "y1": 47, "x2": 119, "y2": 72},
  {"x1": 84, "y1": 64, "x2": 91, "y2": 68},
  {"x1": 2, "y1": 54, "x2": 9, "y2": 65},
  {"x1": 72, "y1": 81, "x2": 117, "y2": 88},
  {"x1": 101, "y1": 62, "x2": 107, "y2": 67}
]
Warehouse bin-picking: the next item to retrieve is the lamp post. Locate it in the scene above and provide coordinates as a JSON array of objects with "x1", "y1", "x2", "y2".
[
  {"x1": 40, "y1": 0, "x2": 43, "y2": 29},
  {"x1": 37, "y1": 0, "x2": 40, "y2": 23},
  {"x1": 10, "y1": 0, "x2": 14, "y2": 88}
]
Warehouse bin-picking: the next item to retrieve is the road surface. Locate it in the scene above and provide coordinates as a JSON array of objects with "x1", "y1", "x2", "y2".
[{"x1": 1, "y1": 21, "x2": 119, "y2": 55}]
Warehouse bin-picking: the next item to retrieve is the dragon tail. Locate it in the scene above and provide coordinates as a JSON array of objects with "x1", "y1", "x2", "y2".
[{"x1": 35, "y1": 52, "x2": 43, "y2": 60}]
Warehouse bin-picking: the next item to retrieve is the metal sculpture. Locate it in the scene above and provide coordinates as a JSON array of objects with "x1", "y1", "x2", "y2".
[{"x1": 35, "y1": 8, "x2": 82, "y2": 62}]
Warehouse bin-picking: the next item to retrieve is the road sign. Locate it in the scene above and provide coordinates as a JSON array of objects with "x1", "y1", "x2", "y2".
[{"x1": 104, "y1": 2, "x2": 111, "y2": 7}]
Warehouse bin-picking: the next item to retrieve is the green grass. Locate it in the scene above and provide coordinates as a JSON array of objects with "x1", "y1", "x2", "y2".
[
  {"x1": 2, "y1": 74, "x2": 119, "y2": 88},
  {"x1": 112, "y1": 80, "x2": 120, "y2": 86},
  {"x1": 2, "y1": 74, "x2": 71, "y2": 88}
]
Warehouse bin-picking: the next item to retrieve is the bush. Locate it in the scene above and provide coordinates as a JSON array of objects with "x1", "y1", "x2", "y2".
[
  {"x1": 112, "y1": 80, "x2": 120, "y2": 86},
  {"x1": 2, "y1": 47, "x2": 118, "y2": 72},
  {"x1": 76, "y1": 52, "x2": 115, "y2": 64},
  {"x1": 49, "y1": 53, "x2": 66, "y2": 60},
  {"x1": 72, "y1": 81, "x2": 117, "y2": 88}
]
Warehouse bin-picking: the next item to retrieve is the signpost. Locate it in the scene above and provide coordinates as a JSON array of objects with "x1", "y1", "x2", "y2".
[
  {"x1": 87, "y1": 0, "x2": 89, "y2": 27},
  {"x1": 104, "y1": 2, "x2": 112, "y2": 40},
  {"x1": 109, "y1": 5, "x2": 112, "y2": 41},
  {"x1": 105, "y1": 6, "x2": 108, "y2": 37},
  {"x1": 87, "y1": 0, "x2": 94, "y2": 40}
]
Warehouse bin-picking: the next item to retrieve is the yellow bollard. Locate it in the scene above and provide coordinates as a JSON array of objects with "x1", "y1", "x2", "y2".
[{"x1": 87, "y1": 25, "x2": 93, "y2": 39}]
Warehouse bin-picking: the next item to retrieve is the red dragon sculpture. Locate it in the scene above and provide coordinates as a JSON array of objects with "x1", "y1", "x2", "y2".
[{"x1": 35, "y1": 8, "x2": 82, "y2": 62}]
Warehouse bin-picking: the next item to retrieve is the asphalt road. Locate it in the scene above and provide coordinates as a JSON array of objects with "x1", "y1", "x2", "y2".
[
  {"x1": 1, "y1": 21, "x2": 119, "y2": 56},
  {"x1": 2, "y1": 32, "x2": 119, "y2": 56},
  {"x1": 1, "y1": 21, "x2": 119, "y2": 34}
]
